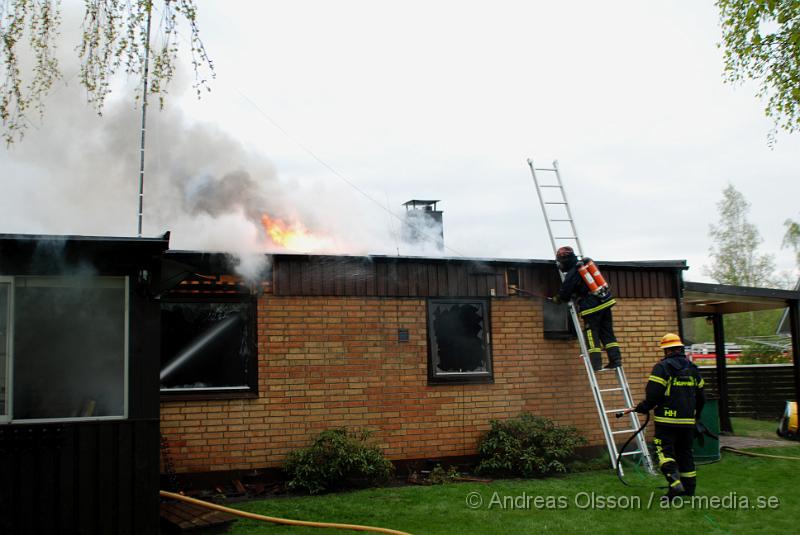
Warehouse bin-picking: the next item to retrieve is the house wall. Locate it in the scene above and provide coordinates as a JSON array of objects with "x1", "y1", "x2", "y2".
[
  {"x1": 0, "y1": 235, "x2": 167, "y2": 535},
  {"x1": 159, "y1": 294, "x2": 678, "y2": 474}
]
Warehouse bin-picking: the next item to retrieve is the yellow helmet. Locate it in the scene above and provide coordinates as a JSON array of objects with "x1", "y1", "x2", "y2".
[{"x1": 660, "y1": 333, "x2": 683, "y2": 349}]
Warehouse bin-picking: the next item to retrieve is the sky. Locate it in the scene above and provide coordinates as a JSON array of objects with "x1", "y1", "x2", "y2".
[{"x1": 1, "y1": 1, "x2": 799, "y2": 284}]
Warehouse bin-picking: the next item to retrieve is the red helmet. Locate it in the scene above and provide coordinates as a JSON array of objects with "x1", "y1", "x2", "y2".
[{"x1": 556, "y1": 246, "x2": 575, "y2": 260}]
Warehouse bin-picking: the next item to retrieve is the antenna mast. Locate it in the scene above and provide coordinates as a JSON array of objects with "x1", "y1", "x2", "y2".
[{"x1": 137, "y1": 3, "x2": 152, "y2": 238}]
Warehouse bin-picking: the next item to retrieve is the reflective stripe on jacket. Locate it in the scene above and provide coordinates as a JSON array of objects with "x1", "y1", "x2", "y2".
[{"x1": 636, "y1": 352, "x2": 706, "y2": 426}]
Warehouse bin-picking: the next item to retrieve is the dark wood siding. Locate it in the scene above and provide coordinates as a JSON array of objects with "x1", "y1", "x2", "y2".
[
  {"x1": 601, "y1": 267, "x2": 676, "y2": 299},
  {"x1": 273, "y1": 256, "x2": 679, "y2": 299},
  {"x1": 0, "y1": 249, "x2": 163, "y2": 535},
  {"x1": 0, "y1": 419, "x2": 159, "y2": 535},
  {"x1": 274, "y1": 257, "x2": 514, "y2": 298}
]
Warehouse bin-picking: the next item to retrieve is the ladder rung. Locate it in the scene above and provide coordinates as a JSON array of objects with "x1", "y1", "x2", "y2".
[{"x1": 530, "y1": 158, "x2": 657, "y2": 477}]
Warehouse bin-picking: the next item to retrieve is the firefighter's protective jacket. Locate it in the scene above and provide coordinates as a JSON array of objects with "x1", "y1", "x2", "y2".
[
  {"x1": 635, "y1": 352, "x2": 706, "y2": 426},
  {"x1": 555, "y1": 257, "x2": 615, "y2": 316}
]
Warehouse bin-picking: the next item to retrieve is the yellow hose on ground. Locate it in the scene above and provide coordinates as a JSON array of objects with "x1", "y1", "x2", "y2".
[
  {"x1": 721, "y1": 446, "x2": 800, "y2": 461},
  {"x1": 159, "y1": 490, "x2": 413, "y2": 535}
]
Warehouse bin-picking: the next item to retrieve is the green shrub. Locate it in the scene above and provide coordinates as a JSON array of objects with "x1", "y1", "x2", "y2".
[
  {"x1": 283, "y1": 428, "x2": 394, "y2": 494},
  {"x1": 738, "y1": 344, "x2": 790, "y2": 364},
  {"x1": 477, "y1": 412, "x2": 587, "y2": 477}
]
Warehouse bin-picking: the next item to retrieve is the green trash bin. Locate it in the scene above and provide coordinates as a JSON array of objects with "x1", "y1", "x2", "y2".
[{"x1": 693, "y1": 398, "x2": 720, "y2": 462}]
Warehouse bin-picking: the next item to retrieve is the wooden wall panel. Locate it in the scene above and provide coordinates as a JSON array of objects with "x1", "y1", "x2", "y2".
[
  {"x1": 272, "y1": 257, "x2": 680, "y2": 299},
  {"x1": 0, "y1": 420, "x2": 159, "y2": 535}
]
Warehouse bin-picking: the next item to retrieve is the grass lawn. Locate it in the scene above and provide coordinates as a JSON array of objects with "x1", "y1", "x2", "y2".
[
  {"x1": 225, "y1": 444, "x2": 800, "y2": 535},
  {"x1": 730, "y1": 417, "x2": 780, "y2": 440}
]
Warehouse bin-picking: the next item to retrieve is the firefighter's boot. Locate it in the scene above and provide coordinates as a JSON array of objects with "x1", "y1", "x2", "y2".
[
  {"x1": 590, "y1": 353, "x2": 603, "y2": 372},
  {"x1": 661, "y1": 463, "x2": 685, "y2": 500},
  {"x1": 603, "y1": 346, "x2": 622, "y2": 369},
  {"x1": 682, "y1": 475, "x2": 696, "y2": 497}
]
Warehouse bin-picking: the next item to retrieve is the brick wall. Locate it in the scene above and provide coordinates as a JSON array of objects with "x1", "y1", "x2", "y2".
[{"x1": 160, "y1": 295, "x2": 678, "y2": 473}]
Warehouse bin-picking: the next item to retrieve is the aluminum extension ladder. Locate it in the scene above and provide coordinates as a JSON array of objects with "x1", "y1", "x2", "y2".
[{"x1": 527, "y1": 158, "x2": 656, "y2": 476}]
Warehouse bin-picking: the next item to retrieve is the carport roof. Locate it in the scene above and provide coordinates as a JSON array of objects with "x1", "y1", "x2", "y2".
[{"x1": 683, "y1": 281, "x2": 800, "y2": 316}]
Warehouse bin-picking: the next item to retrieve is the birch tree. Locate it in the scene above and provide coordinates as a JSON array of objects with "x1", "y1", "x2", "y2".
[
  {"x1": 705, "y1": 184, "x2": 776, "y2": 287},
  {"x1": 0, "y1": 0, "x2": 213, "y2": 144},
  {"x1": 717, "y1": 0, "x2": 800, "y2": 143}
]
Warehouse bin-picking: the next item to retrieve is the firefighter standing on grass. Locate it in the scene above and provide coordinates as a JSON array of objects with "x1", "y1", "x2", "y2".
[
  {"x1": 629, "y1": 333, "x2": 706, "y2": 499},
  {"x1": 550, "y1": 246, "x2": 621, "y2": 371}
]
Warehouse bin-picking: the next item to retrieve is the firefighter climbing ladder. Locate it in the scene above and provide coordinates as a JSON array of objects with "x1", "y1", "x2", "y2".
[{"x1": 527, "y1": 159, "x2": 656, "y2": 476}]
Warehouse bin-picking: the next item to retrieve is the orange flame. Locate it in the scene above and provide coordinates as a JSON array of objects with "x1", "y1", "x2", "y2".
[{"x1": 261, "y1": 214, "x2": 330, "y2": 252}]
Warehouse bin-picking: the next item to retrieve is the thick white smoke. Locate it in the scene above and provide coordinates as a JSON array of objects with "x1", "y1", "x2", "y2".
[
  {"x1": 1, "y1": 77, "x2": 447, "y2": 261},
  {"x1": 0, "y1": 6, "x2": 447, "y2": 276}
]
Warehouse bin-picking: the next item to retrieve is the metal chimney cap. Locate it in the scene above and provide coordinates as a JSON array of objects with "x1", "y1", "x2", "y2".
[{"x1": 402, "y1": 200, "x2": 441, "y2": 211}]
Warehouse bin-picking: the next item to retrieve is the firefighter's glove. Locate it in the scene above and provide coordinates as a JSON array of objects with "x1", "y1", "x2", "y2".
[
  {"x1": 694, "y1": 421, "x2": 717, "y2": 447},
  {"x1": 550, "y1": 295, "x2": 562, "y2": 304},
  {"x1": 634, "y1": 402, "x2": 649, "y2": 415},
  {"x1": 694, "y1": 421, "x2": 706, "y2": 446}
]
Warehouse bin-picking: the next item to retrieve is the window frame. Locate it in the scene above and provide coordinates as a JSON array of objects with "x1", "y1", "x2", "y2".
[
  {"x1": 1, "y1": 275, "x2": 130, "y2": 425},
  {"x1": 158, "y1": 294, "x2": 259, "y2": 400},
  {"x1": 0, "y1": 276, "x2": 13, "y2": 424},
  {"x1": 426, "y1": 298, "x2": 493, "y2": 385}
]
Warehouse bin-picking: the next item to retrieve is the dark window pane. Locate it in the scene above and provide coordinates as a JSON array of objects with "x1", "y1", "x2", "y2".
[
  {"x1": 13, "y1": 277, "x2": 127, "y2": 420},
  {"x1": 543, "y1": 299, "x2": 576, "y2": 340},
  {"x1": 160, "y1": 302, "x2": 252, "y2": 391},
  {"x1": 429, "y1": 300, "x2": 489, "y2": 376}
]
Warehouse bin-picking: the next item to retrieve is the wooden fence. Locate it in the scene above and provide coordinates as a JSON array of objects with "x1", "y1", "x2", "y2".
[{"x1": 699, "y1": 364, "x2": 796, "y2": 420}]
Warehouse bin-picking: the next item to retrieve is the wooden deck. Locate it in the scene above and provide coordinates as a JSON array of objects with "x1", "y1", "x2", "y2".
[{"x1": 160, "y1": 499, "x2": 236, "y2": 533}]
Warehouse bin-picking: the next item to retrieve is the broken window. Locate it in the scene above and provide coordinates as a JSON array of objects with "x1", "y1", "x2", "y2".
[
  {"x1": 427, "y1": 299, "x2": 492, "y2": 383},
  {"x1": 11, "y1": 276, "x2": 128, "y2": 421},
  {"x1": 159, "y1": 300, "x2": 256, "y2": 394}
]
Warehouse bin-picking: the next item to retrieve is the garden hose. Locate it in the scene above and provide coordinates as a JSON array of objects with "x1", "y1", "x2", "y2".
[
  {"x1": 720, "y1": 446, "x2": 800, "y2": 461},
  {"x1": 159, "y1": 490, "x2": 412, "y2": 535},
  {"x1": 614, "y1": 411, "x2": 664, "y2": 488}
]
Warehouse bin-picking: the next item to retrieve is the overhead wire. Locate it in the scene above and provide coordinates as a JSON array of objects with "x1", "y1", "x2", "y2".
[
  {"x1": 233, "y1": 89, "x2": 469, "y2": 259},
  {"x1": 163, "y1": 25, "x2": 523, "y2": 262}
]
